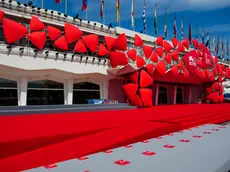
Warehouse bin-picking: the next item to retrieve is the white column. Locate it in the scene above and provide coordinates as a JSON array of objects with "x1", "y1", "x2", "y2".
[
  {"x1": 17, "y1": 76, "x2": 28, "y2": 106},
  {"x1": 155, "y1": 84, "x2": 159, "y2": 105},
  {"x1": 173, "y1": 86, "x2": 177, "y2": 104},
  {"x1": 64, "y1": 79, "x2": 73, "y2": 105}
]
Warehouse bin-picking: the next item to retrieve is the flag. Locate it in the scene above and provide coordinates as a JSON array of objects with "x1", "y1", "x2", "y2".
[
  {"x1": 227, "y1": 38, "x2": 229, "y2": 57},
  {"x1": 212, "y1": 32, "x2": 215, "y2": 51},
  {"x1": 55, "y1": 0, "x2": 61, "y2": 3},
  {"x1": 142, "y1": 0, "x2": 147, "y2": 33},
  {"x1": 216, "y1": 37, "x2": 220, "y2": 55},
  {"x1": 173, "y1": 13, "x2": 177, "y2": 38},
  {"x1": 116, "y1": 0, "x2": 120, "y2": 25},
  {"x1": 189, "y1": 22, "x2": 192, "y2": 44},
  {"x1": 196, "y1": 24, "x2": 198, "y2": 39},
  {"x1": 205, "y1": 32, "x2": 210, "y2": 48},
  {"x1": 100, "y1": 0, "x2": 104, "y2": 19},
  {"x1": 154, "y1": 4, "x2": 158, "y2": 36},
  {"x1": 82, "y1": 0, "x2": 87, "y2": 11},
  {"x1": 164, "y1": 8, "x2": 167, "y2": 38},
  {"x1": 181, "y1": 16, "x2": 184, "y2": 40},
  {"x1": 222, "y1": 37, "x2": 225, "y2": 58},
  {"x1": 202, "y1": 26, "x2": 204, "y2": 44},
  {"x1": 131, "y1": 0, "x2": 134, "y2": 30}
]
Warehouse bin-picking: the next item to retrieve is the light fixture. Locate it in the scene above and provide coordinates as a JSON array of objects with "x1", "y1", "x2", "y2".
[
  {"x1": 101, "y1": 25, "x2": 103, "y2": 28},
  {"x1": 55, "y1": 52, "x2": 59, "y2": 57},
  {"x1": 45, "y1": 9, "x2": 48, "y2": 12},
  {"x1": 104, "y1": 59, "x2": 107, "y2": 63},
  {"x1": 64, "y1": 14, "x2": 68, "y2": 17},
  {"x1": 23, "y1": 3, "x2": 28, "y2": 7},
  {"x1": 8, "y1": 0, "x2": 12, "y2": 3},
  {"x1": 31, "y1": 6, "x2": 35, "y2": 9},
  {"x1": 6, "y1": 45, "x2": 12, "y2": 49},
  {"x1": 93, "y1": 57, "x2": 95, "y2": 62},
  {"x1": 51, "y1": 11, "x2": 54, "y2": 14},
  {"x1": 80, "y1": 55, "x2": 83, "y2": 60},
  {"x1": 98, "y1": 59, "x2": 101, "y2": 63},
  {"x1": 58, "y1": 12, "x2": 61, "y2": 15},
  {"x1": 63, "y1": 53, "x2": 67, "y2": 59},
  {"x1": 19, "y1": 47, "x2": 24, "y2": 51},
  {"x1": 88, "y1": 20, "x2": 90, "y2": 24},
  {"x1": 94, "y1": 23, "x2": 96, "y2": 26},
  {"x1": 33, "y1": 49, "x2": 38, "y2": 53},
  {"x1": 37, "y1": 7, "x2": 41, "y2": 10}
]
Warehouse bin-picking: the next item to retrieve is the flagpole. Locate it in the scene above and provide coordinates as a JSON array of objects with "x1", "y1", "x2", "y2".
[
  {"x1": 41, "y1": 0, "x2": 44, "y2": 8},
  {"x1": 86, "y1": 7, "x2": 88, "y2": 20},
  {"x1": 65, "y1": 0, "x2": 68, "y2": 14}
]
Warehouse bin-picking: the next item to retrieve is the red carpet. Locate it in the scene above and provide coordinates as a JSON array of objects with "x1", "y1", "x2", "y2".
[{"x1": 0, "y1": 103, "x2": 230, "y2": 172}]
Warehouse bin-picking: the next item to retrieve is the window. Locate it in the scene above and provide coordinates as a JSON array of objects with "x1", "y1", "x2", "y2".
[
  {"x1": 73, "y1": 82, "x2": 101, "y2": 104},
  {"x1": 27, "y1": 80, "x2": 64, "y2": 105},
  {"x1": 0, "y1": 78, "x2": 18, "y2": 106}
]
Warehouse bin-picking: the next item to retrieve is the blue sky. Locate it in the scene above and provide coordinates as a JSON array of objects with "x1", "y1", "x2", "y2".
[{"x1": 18, "y1": 0, "x2": 230, "y2": 57}]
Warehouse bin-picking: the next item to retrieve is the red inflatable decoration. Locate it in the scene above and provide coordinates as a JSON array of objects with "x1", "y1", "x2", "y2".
[
  {"x1": 156, "y1": 47, "x2": 164, "y2": 58},
  {"x1": 127, "y1": 49, "x2": 137, "y2": 61},
  {"x1": 109, "y1": 51, "x2": 128, "y2": 68},
  {"x1": 134, "y1": 34, "x2": 143, "y2": 47},
  {"x1": 163, "y1": 41, "x2": 172, "y2": 53},
  {"x1": 156, "y1": 61, "x2": 166, "y2": 76},
  {"x1": 47, "y1": 26, "x2": 61, "y2": 41},
  {"x1": 139, "y1": 70, "x2": 153, "y2": 88},
  {"x1": 74, "y1": 39, "x2": 87, "y2": 53},
  {"x1": 136, "y1": 56, "x2": 145, "y2": 68},
  {"x1": 139, "y1": 88, "x2": 153, "y2": 107},
  {"x1": 145, "y1": 64, "x2": 154, "y2": 75},
  {"x1": 28, "y1": 32, "x2": 46, "y2": 50},
  {"x1": 112, "y1": 33, "x2": 127, "y2": 51},
  {"x1": 104, "y1": 36, "x2": 116, "y2": 51},
  {"x1": 177, "y1": 42, "x2": 185, "y2": 53},
  {"x1": 143, "y1": 45, "x2": 153, "y2": 59},
  {"x1": 0, "y1": 10, "x2": 5, "y2": 21},
  {"x1": 98, "y1": 44, "x2": 108, "y2": 56},
  {"x1": 129, "y1": 72, "x2": 138, "y2": 84},
  {"x1": 182, "y1": 39, "x2": 189, "y2": 49},
  {"x1": 182, "y1": 50, "x2": 197, "y2": 75},
  {"x1": 172, "y1": 38, "x2": 178, "y2": 48},
  {"x1": 156, "y1": 36, "x2": 164, "y2": 47},
  {"x1": 3, "y1": 19, "x2": 28, "y2": 43},
  {"x1": 54, "y1": 36, "x2": 69, "y2": 51},
  {"x1": 164, "y1": 54, "x2": 172, "y2": 64},
  {"x1": 30, "y1": 16, "x2": 45, "y2": 31},
  {"x1": 171, "y1": 50, "x2": 179, "y2": 62},
  {"x1": 82, "y1": 34, "x2": 99, "y2": 53},
  {"x1": 122, "y1": 83, "x2": 142, "y2": 107},
  {"x1": 150, "y1": 52, "x2": 158, "y2": 63},
  {"x1": 64, "y1": 23, "x2": 83, "y2": 44}
]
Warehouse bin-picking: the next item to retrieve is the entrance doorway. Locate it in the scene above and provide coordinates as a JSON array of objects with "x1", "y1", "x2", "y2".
[
  {"x1": 0, "y1": 78, "x2": 18, "y2": 106},
  {"x1": 27, "y1": 80, "x2": 64, "y2": 105},
  {"x1": 176, "y1": 87, "x2": 184, "y2": 104},
  {"x1": 73, "y1": 82, "x2": 101, "y2": 104},
  {"x1": 158, "y1": 86, "x2": 168, "y2": 104}
]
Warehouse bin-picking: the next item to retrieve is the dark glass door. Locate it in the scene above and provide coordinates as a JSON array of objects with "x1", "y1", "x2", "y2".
[
  {"x1": 0, "y1": 89, "x2": 18, "y2": 106},
  {"x1": 158, "y1": 86, "x2": 168, "y2": 104},
  {"x1": 176, "y1": 87, "x2": 184, "y2": 104}
]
